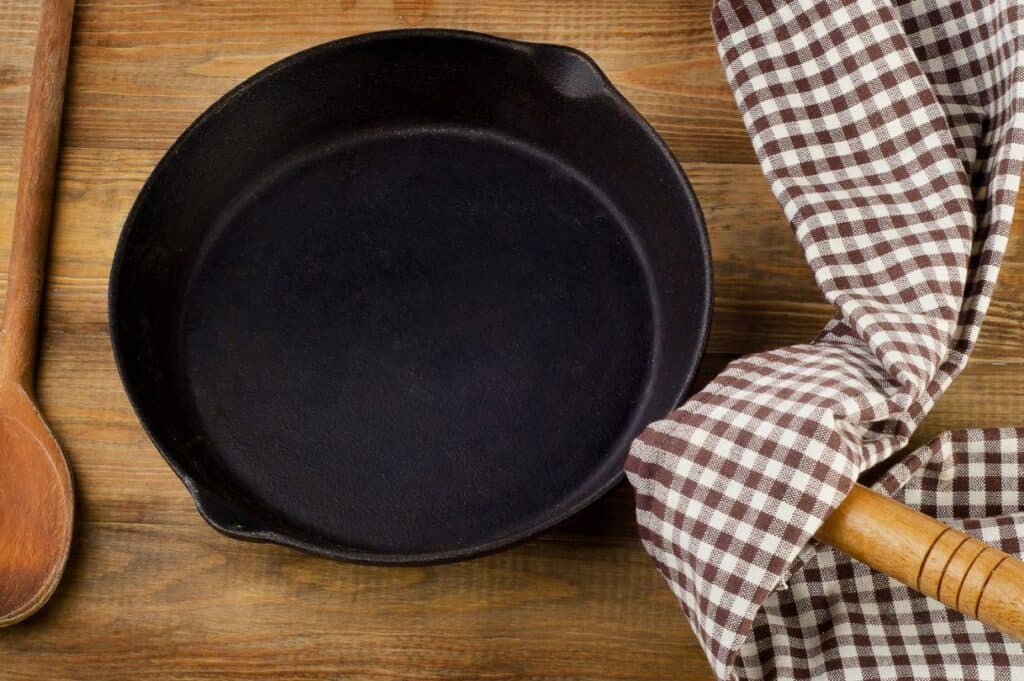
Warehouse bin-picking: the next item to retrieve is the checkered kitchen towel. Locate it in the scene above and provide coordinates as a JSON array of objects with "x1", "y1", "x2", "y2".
[{"x1": 626, "y1": 1, "x2": 1024, "y2": 679}]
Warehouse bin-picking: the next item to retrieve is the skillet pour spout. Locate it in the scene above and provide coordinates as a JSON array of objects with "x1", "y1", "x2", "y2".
[{"x1": 109, "y1": 30, "x2": 712, "y2": 564}]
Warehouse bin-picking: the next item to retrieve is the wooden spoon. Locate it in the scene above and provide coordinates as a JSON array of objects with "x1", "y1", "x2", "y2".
[{"x1": 0, "y1": 0, "x2": 75, "y2": 627}]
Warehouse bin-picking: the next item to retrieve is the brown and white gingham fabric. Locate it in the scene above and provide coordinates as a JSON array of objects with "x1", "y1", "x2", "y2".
[
  {"x1": 739, "y1": 429, "x2": 1024, "y2": 679},
  {"x1": 625, "y1": 1, "x2": 1024, "y2": 679}
]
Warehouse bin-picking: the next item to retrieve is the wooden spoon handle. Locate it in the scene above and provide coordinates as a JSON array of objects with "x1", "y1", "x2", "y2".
[
  {"x1": 817, "y1": 484, "x2": 1024, "y2": 641},
  {"x1": 0, "y1": 0, "x2": 74, "y2": 391}
]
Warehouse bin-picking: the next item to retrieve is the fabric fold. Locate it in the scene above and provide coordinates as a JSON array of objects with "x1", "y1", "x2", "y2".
[{"x1": 626, "y1": 1, "x2": 1024, "y2": 678}]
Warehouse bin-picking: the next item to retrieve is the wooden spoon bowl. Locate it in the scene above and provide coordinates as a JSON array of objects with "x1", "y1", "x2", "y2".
[{"x1": 0, "y1": 383, "x2": 72, "y2": 625}]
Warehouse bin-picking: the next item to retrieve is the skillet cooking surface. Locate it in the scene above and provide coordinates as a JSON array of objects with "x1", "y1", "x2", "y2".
[{"x1": 110, "y1": 30, "x2": 711, "y2": 563}]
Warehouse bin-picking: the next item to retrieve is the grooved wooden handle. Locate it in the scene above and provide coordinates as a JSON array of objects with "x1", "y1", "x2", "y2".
[
  {"x1": 0, "y1": 0, "x2": 74, "y2": 391},
  {"x1": 817, "y1": 484, "x2": 1024, "y2": 641}
]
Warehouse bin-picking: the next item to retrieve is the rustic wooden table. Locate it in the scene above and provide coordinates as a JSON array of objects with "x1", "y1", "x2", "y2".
[{"x1": 0, "y1": 1, "x2": 1021, "y2": 679}]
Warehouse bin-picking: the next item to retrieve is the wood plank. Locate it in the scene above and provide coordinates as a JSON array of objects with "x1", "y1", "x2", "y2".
[
  {"x1": 2, "y1": 521, "x2": 705, "y2": 681},
  {"x1": 0, "y1": 0, "x2": 752, "y2": 164}
]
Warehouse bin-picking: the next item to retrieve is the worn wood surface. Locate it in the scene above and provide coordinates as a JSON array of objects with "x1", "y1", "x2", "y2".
[{"x1": 0, "y1": 1, "x2": 1020, "y2": 679}]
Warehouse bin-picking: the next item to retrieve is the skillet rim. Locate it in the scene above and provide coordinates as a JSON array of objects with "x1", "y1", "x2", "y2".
[{"x1": 108, "y1": 28, "x2": 713, "y2": 564}]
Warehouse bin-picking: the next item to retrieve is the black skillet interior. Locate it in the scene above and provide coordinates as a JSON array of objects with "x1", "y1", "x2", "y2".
[{"x1": 109, "y1": 30, "x2": 711, "y2": 563}]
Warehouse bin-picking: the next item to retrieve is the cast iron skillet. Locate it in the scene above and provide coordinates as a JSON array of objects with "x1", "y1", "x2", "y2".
[{"x1": 109, "y1": 29, "x2": 711, "y2": 564}]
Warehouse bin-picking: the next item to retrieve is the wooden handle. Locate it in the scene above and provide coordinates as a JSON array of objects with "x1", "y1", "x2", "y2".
[
  {"x1": 817, "y1": 484, "x2": 1024, "y2": 641},
  {"x1": 0, "y1": 0, "x2": 74, "y2": 391}
]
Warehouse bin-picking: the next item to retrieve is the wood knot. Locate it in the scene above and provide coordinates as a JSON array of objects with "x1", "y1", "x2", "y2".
[{"x1": 393, "y1": 0, "x2": 432, "y2": 25}]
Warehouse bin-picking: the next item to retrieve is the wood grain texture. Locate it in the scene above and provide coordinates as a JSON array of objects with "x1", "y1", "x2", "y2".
[{"x1": 0, "y1": 0, "x2": 1020, "y2": 679}]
